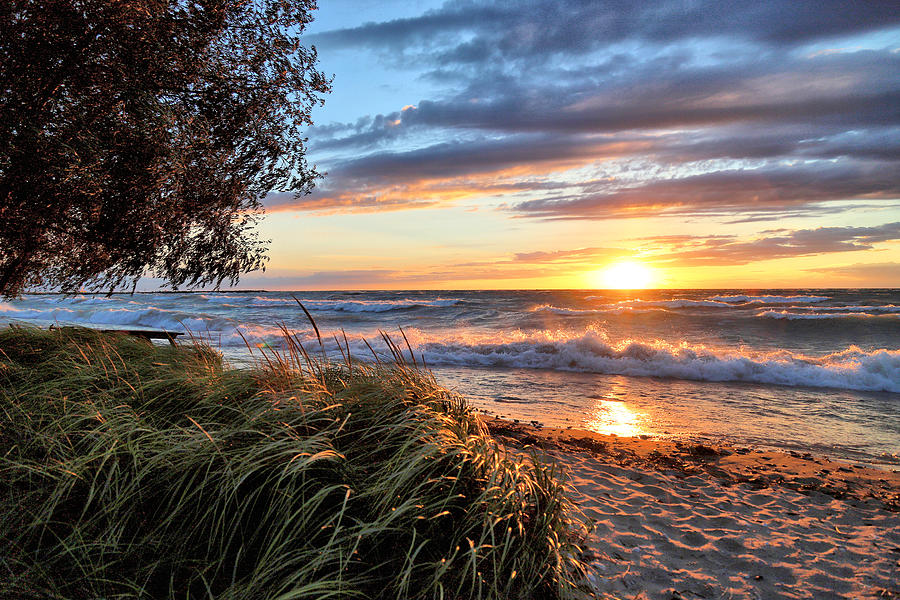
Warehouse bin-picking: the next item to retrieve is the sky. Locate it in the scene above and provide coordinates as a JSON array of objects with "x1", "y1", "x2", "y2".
[{"x1": 243, "y1": 0, "x2": 900, "y2": 290}]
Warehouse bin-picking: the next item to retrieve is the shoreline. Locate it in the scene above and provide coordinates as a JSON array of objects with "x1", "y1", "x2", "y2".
[
  {"x1": 482, "y1": 417, "x2": 900, "y2": 510},
  {"x1": 483, "y1": 417, "x2": 900, "y2": 599}
]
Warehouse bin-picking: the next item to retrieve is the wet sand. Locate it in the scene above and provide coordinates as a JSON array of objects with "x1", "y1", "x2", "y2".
[{"x1": 484, "y1": 418, "x2": 900, "y2": 599}]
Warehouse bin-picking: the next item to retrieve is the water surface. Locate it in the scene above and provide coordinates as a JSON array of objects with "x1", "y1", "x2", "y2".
[{"x1": 3, "y1": 289, "x2": 898, "y2": 466}]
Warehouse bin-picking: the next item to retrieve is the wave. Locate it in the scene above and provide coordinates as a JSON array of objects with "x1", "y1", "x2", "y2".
[
  {"x1": 775, "y1": 305, "x2": 900, "y2": 314},
  {"x1": 6, "y1": 294, "x2": 899, "y2": 392},
  {"x1": 299, "y1": 298, "x2": 463, "y2": 313},
  {"x1": 1, "y1": 302, "x2": 238, "y2": 332},
  {"x1": 757, "y1": 310, "x2": 900, "y2": 320},
  {"x1": 393, "y1": 330, "x2": 900, "y2": 393},
  {"x1": 710, "y1": 294, "x2": 830, "y2": 304},
  {"x1": 531, "y1": 304, "x2": 663, "y2": 315},
  {"x1": 67, "y1": 295, "x2": 140, "y2": 306},
  {"x1": 615, "y1": 298, "x2": 732, "y2": 309},
  {"x1": 543, "y1": 298, "x2": 841, "y2": 314},
  {"x1": 0, "y1": 302, "x2": 286, "y2": 346},
  {"x1": 1, "y1": 299, "x2": 458, "y2": 348},
  {"x1": 197, "y1": 295, "x2": 463, "y2": 312},
  {"x1": 533, "y1": 299, "x2": 738, "y2": 315}
]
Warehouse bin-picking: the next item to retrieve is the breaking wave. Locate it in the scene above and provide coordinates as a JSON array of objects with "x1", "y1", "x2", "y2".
[
  {"x1": 299, "y1": 298, "x2": 463, "y2": 312},
  {"x1": 757, "y1": 310, "x2": 900, "y2": 320},
  {"x1": 710, "y1": 294, "x2": 830, "y2": 304},
  {"x1": 197, "y1": 295, "x2": 463, "y2": 312},
  {"x1": 531, "y1": 305, "x2": 663, "y2": 315},
  {"x1": 616, "y1": 299, "x2": 733, "y2": 309},
  {"x1": 773, "y1": 305, "x2": 900, "y2": 314},
  {"x1": 398, "y1": 330, "x2": 900, "y2": 393},
  {"x1": 533, "y1": 299, "x2": 740, "y2": 315},
  {"x1": 0, "y1": 302, "x2": 242, "y2": 335},
  {"x1": 535, "y1": 297, "x2": 837, "y2": 315},
  {"x1": 4, "y1": 292, "x2": 899, "y2": 393},
  {"x1": 0, "y1": 295, "x2": 464, "y2": 341}
]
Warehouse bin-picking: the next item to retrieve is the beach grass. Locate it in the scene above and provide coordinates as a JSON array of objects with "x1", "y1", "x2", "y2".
[{"x1": 0, "y1": 325, "x2": 591, "y2": 599}]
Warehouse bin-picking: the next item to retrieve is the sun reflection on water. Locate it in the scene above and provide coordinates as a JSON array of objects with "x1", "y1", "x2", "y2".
[
  {"x1": 584, "y1": 399, "x2": 647, "y2": 437},
  {"x1": 583, "y1": 378, "x2": 648, "y2": 437}
]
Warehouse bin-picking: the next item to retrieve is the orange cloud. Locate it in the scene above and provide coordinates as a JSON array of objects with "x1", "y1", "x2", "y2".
[{"x1": 266, "y1": 136, "x2": 654, "y2": 215}]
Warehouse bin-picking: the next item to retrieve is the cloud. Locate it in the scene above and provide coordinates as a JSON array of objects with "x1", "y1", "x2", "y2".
[
  {"x1": 806, "y1": 261, "x2": 900, "y2": 283},
  {"x1": 312, "y1": 51, "x2": 900, "y2": 152},
  {"x1": 310, "y1": 1, "x2": 900, "y2": 62},
  {"x1": 268, "y1": 134, "x2": 651, "y2": 213},
  {"x1": 264, "y1": 190, "x2": 440, "y2": 214},
  {"x1": 227, "y1": 264, "x2": 560, "y2": 289},
  {"x1": 273, "y1": 148, "x2": 900, "y2": 218},
  {"x1": 298, "y1": 1, "x2": 900, "y2": 223},
  {"x1": 326, "y1": 136, "x2": 606, "y2": 180},
  {"x1": 398, "y1": 56, "x2": 900, "y2": 136},
  {"x1": 511, "y1": 162, "x2": 900, "y2": 219},
  {"x1": 511, "y1": 247, "x2": 622, "y2": 264},
  {"x1": 241, "y1": 221, "x2": 900, "y2": 290},
  {"x1": 227, "y1": 217, "x2": 900, "y2": 290},
  {"x1": 639, "y1": 222, "x2": 900, "y2": 266}
]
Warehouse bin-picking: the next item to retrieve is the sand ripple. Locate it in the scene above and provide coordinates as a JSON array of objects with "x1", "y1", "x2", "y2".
[{"x1": 554, "y1": 451, "x2": 900, "y2": 599}]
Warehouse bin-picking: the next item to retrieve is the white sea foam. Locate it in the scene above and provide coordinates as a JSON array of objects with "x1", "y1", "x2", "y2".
[
  {"x1": 775, "y1": 305, "x2": 900, "y2": 314},
  {"x1": 298, "y1": 298, "x2": 462, "y2": 312},
  {"x1": 0, "y1": 296, "x2": 463, "y2": 341},
  {"x1": 391, "y1": 330, "x2": 900, "y2": 393},
  {"x1": 757, "y1": 310, "x2": 900, "y2": 320},
  {"x1": 532, "y1": 299, "x2": 734, "y2": 315},
  {"x1": 710, "y1": 294, "x2": 830, "y2": 304},
  {"x1": 218, "y1": 297, "x2": 464, "y2": 312},
  {"x1": 4, "y1": 294, "x2": 898, "y2": 393},
  {"x1": 0, "y1": 302, "x2": 253, "y2": 342},
  {"x1": 616, "y1": 299, "x2": 733, "y2": 309},
  {"x1": 531, "y1": 304, "x2": 662, "y2": 315}
]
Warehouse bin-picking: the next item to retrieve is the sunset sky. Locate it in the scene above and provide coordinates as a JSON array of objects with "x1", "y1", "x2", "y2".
[{"x1": 244, "y1": 0, "x2": 900, "y2": 289}]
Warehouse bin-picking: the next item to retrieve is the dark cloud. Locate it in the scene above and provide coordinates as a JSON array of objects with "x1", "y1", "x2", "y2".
[
  {"x1": 289, "y1": 124, "x2": 900, "y2": 217},
  {"x1": 298, "y1": 1, "x2": 900, "y2": 222},
  {"x1": 310, "y1": 1, "x2": 900, "y2": 62},
  {"x1": 327, "y1": 135, "x2": 642, "y2": 180},
  {"x1": 511, "y1": 162, "x2": 900, "y2": 220},
  {"x1": 652, "y1": 126, "x2": 900, "y2": 164},
  {"x1": 400, "y1": 56, "x2": 900, "y2": 135},
  {"x1": 267, "y1": 134, "x2": 647, "y2": 213},
  {"x1": 312, "y1": 50, "x2": 900, "y2": 153}
]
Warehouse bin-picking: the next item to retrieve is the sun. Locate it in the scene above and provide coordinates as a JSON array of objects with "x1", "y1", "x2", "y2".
[{"x1": 590, "y1": 261, "x2": 656, "y2": 289}]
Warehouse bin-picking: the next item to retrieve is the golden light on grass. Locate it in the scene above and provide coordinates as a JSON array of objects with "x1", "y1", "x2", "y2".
[{"x1": 589, "y1": 260, "x2": 656, "y2": 289}]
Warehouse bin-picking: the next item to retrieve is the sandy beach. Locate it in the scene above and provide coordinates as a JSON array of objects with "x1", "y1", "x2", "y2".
[{"x1": 485, "y1": 418, "x2": 900, "y2": 600}]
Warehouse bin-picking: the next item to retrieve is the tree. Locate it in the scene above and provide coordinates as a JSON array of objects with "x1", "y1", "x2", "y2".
[{"x1": 0, "y1": 0, "x2": 330, "y2": 297}]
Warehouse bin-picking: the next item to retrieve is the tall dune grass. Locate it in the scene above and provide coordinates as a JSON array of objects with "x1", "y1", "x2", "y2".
[{"x1": 0, "y1": 325, "x2": 591, "y2": 599}]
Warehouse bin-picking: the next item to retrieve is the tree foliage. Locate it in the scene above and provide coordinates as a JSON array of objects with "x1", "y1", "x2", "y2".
[{"x1": 0, "y1": 0, "x2": 330, "y2": 297}]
